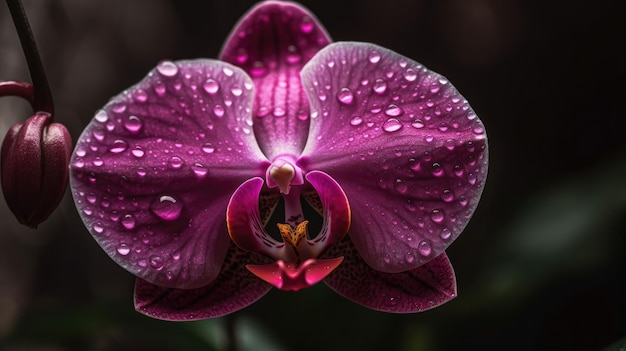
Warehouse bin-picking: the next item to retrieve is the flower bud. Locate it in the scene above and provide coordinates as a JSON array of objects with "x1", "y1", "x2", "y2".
[{"x1": 1, "y1": 112, "x2": 72, "y2": 228}]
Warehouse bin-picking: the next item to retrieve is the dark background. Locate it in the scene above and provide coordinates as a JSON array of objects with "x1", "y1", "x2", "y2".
[{"x1": 1, "y1": 0, "x2": 625, "y2": 350}]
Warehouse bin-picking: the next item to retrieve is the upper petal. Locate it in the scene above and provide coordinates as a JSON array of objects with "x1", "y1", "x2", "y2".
[
  {"x1": 70, "y1": 59, "x2": 268, "y2": 289},
  {"x1": 220, "y1": 1, "x2": 332, "y2": 159},
  {"x1": 299, "y1": 42, "x2": 488, "y2": 272}
]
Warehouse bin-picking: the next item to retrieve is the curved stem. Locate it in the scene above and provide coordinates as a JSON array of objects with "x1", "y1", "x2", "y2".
[
  {"x1": 0, "y1": 81, "x2": 34, "y2": 102},
  {"x1": 6, "y1": 0, "x2": 54, "y2": 114}
]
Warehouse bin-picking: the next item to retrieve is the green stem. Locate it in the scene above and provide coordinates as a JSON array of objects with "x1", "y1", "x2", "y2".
[{"x1": 5, "y1": 0, "x2": 54, "y2": 114}]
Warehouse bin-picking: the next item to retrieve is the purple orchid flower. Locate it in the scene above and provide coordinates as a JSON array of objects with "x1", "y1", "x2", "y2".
[{"x1": 70, "y1": 1, "x2": 487, "y2": 320}]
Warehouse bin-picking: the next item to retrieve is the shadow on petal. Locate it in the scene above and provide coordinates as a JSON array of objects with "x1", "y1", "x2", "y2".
[
  {"x1": 324, "y1": 238, "x2": 457, "y2": 313},
  {"x1": 135, "y1": 245, "x2": 272, "y2": 321}
]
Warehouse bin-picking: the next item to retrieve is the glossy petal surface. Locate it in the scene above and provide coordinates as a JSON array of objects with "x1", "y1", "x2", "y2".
[
  {"x1": 221, "y1": 1, "x2": 331, "y2": 159},
  {"x1": 246, "y1": 257, "x2": 343, "y2": 291},
  {"x1": 135, "y1": 246, "x2": 272, "y2": 320},
  {"x1": 324, "y1": 238, "x2": 456, "y2": 313},
  {"x1": 300, "y1": 42, "x2": 488, "y2": 273},
  {"x1": 70, "y1": 59, "x2": 268, "y2": 289}
]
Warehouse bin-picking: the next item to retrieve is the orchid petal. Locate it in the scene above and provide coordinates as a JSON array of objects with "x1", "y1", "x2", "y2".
[
  {"x1": 324, "y1": 238, "x2": 456, "y2": 313},
  {"x1": 300, "y1": 42, "x2": 488, "y2": 273},
  {"x1": 134, "y1": 246, "x2": 272, "y2": 321},
  {"x1": 70, "y1": 59, "x2": 268, "y2": 289},
  {"x1": 220, "y1": 1, "x2": 331, "y2": 160}
]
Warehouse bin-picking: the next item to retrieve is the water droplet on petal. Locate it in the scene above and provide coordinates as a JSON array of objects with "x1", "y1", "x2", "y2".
[
  {"x1": 273, "y1": 107, "x2": 286, "y2": 117},
  {"x1": 440, "y1": 228, "x2": 452, "y2": 240},
  {"x1": 385, "y1": 296, "x2": 400, "y2": 307},
  {"x1": 222, "y1": 67, "x2": 234, "y2": 76},
  {"x1": 202, "y1": 143, "x2": 215, "y2": 153},
  {"x1": 213, "y1": 104, "x2": 225, "y2": 117},
  {"x1": 418, "y1": 240, "x2": 432, "y2": 256},
  {"x1": 156, "y1": 61, "x2": 178, "y2": 77},
  {"x1": 191, "y1": 163, "x2": 208, "y2": 178},
  {"x1": 368, "y1": 51, "x2": 381, "y2": 64},
  {"x1": 131, "y1": 146, "x2": 145, "y2": 158},
  {"x1": 133, "y1": 89, "x2": 148, "y2": 102},
  {"x1": 383, "y1": 118, "x2": 402, "y2": 132},
  {"x1": 431, "y1": 209, "x2": 445, "y2": 223},
  {"x1": 169, "y1": 156, "x2": 184, "y2": 169},
  {"x1": 149, "y1": 255, "x2": 164, "y2": 270},
  {"x1": 230, "y1": 84, "x2": 243, "y2": 96},
  {"x1": 109, "y1": 139, "x2": 128, "y2": 153},
  {"x1": 235, "y1": 48, "x2": 248, "y2": 64},
  {"x1": 431, "y1": 162, "x2": 444, "y2": 177},
  {"x1": 404, "y1": 68, "x2": 417, "y2": 81},
  {"x1": 117, "y1": 243, "x2": 131, "y2": 255},
  {"x1": 285, "y1": 45, "x2": 302, "y2": 64},
  {"x1": 394, "y1": 179, "x2": 408, "y2": 194},
  {"x1": 93, "y1": 222, "x2": 104, "y2": 233},
  {"x1": 337, "y1": 88, "x2": 354, "y2": 105},
  {"x1": 124, "y1": 116, "x2": 143, "y2": 134},
  {"x1": 384, "y1": 104, "x2": 403, "y2": 117},
  {"x1": 121, "y1": 214, "x2": 136, "y2": 230},
  {"x1": 95, "y1": 110, "x2": 108, "y2": 123},
  {"x1": 411, "y1": 119, "x2": 424, "y2": 129},
  {"x1": 251, "y1": 61, "x2": 267, "y2": 77},
  {"x1": 203, "y1": 79, "x2": 220, "y2": 94},
  {"x1": 300, "y1": 16, "x2": 314, "y2": 33},
  {"x1": 373, "y1": 79, "x2": 387, "y2": 94},
  {"x1": 150, "y1": 195, "x2": 183, "y2": 221},
  {"x1": 350, "y1": 116, "x2": 363, "y2": 126},
  {"x1": 441, "y1": 189, "x2": 454, "y2": 202}
]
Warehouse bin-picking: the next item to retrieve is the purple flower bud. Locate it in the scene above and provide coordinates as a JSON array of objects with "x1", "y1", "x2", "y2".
[{"x1": 1, "y1": 112, "x2": 72, "y2": 228}]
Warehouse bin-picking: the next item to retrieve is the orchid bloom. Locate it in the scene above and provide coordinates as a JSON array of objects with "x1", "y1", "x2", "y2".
[{"x1": 70, "y1": 1, "x2": 487, "y2": 320}]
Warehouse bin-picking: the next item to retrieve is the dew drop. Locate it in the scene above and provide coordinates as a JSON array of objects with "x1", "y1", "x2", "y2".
[
  {"x1": 404, "y1": 68, "x2": 417, "y2": 81},
  {"x1": 169, "y1": 156, "x2": 184, "y2": 169},
  {"x1": 124, "y1": 116, "x2": 143, "y2": 134},
  {"x1": 430, "y1": 209, "x2": 445, "y2": 223},
  {"x1": 394, "y1": 179, "x2": 408, "y2": 194},
  {"x1": 109, "y1": 139, "x2": 128, "y2": 153},
  {"x1": 235, "y1": 48, "x2": 248, "y2": 64},
  {"x1": 368, "y1": 51, "x2": 381, "y2": 64},
  {"x1": 384, "y1": 104, "x2": 403, "y2": 117},
  {"x1": 440, "y1": 228, "x2": 452, "y2": 240},
  {"x1": 405, "y1": 252, "x2": 415, "y2": 263},
  {"x1": 222, "y1": 67, "x2": 234, "y2": 76},
  {"x1": 350, "y1": 116, "x2": 363, "y2": 126},
  {"x1": 95, "y1": 110, "x2": 108, "y2": 123},
  {"x1": 156, "y1": 60, "x2": 178, "y2": 77},
  {"x1": 383, "y1": 118, "x2": 402, "y2": 132},
  {"x1": 385, "y1": 296, "x2": 400, "y2": 307},
  {"x1": 150, "y1": 195, "x2": 183, "y2": 221},
  {"x1": 202, "y1": 143, "x2": 215, "y2": 154},
  {"x1": 112, "y1": 103, "x2": 127, "y2": 114},
  {"x1": 131, "y1": 146, "x2": 145, "y2": 158},
  {"x1": 121, "y1": 214, "x2": 136, "y2": 230},
  {"x1": 93, "y1": 222, "x2": 104, "y2": 233},
  {"x1": 431, "y1": 162, "x2": 444, "y2": 177},
  {"x1": 337, "y1": 88, "x2": 354, "y2": 105},
  {"x1": 154, "y1": 83, "x2": 166, "y2": 96},
  {"x1": 133, "y1": 89, "x2": 148, "y2": 102},
  {"x1": 411, "y1": 119, "x2": 424, "y2": 129},
  {"x1": 251, "y1": 61, "x2": 267, "y2": 77},
  {"x1": 117, "y1": 243, "x2": 131, "y2": 256},
  {"x1": 373, "y1": 79, "x2": 387, "y2": 94},
  {"x1": 285, "y1": 45, "x2": 301, "y2": 64},
  {"x1": 191, "y1": 163, "x2": 208, "y2": 178},
  {"x1": 203, "y1": 79, "x2": 220, "y2": 94},
  {"x1": 300, "y1": 16, "x2": 314, "y2": 33},
  {"x1": 441, "y1": 189, "x2": 454, "y2": 202},
  {"x1": 149, "y1": 255, "x2": 164, "y2": 270},
  {"x1": 213, "y1": 104, "x2": 225, "y2": 117},
  {"x1": 273, "y1": 106, "x2": 286, "y2": 117},
  {"x1": 230, "y1": 84, "x2": 243, "y2": 96},
  {"x1": 418, "y1": 240, "x2": 432, "y2": 256}
]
